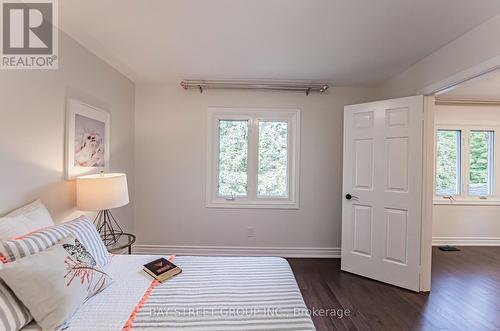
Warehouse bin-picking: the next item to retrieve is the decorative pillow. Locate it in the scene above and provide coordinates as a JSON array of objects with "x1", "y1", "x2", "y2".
[
  {"x1": 0, "y1": 215, "x2": 110, "y2": 267},
  {"x1": 0, "y1": 236, "x2": 112, "y2": 331},
  {"x1": 0, "y1": 200, "x2": 54, "y2": 240},
  {"x1": 0, "y1": 280, "x2": 32, "y2": 331}
]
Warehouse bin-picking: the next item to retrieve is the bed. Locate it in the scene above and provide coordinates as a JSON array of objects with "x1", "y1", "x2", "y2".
[
  {"x1": 0, "y1": 203, "x2": 315, "y2": 331},
  {"x1": 22, "y1": 255, "x2": 316, "y2": 331}
]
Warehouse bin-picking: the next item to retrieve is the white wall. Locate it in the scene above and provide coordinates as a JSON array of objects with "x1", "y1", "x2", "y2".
[
  {"x1": 433, "y1": 105, "x2": 500, "y2": 244},
  {"x1": 0, "y1": 32, "x2": 135, "y2": 230},
  {"x1": 378, "y1": 14, "x2": 500, "y2": 98},
  {"x1": 134, "y1": 84, "x2": 377, "y2": 254}
]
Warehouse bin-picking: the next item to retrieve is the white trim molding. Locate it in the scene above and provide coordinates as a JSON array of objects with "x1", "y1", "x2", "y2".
[
  {"x1": 419, "y1": 54, "x2": 500, "y2": 96},
  {"x1": 133, "y1": 245, "x2": 340, "y2": 258},
  {"x1": 433, "y1": 199, "x2": 500, "y2": 206},
  {"x1": 432, "y1": 237, "x2": 500, "y2": 246}
]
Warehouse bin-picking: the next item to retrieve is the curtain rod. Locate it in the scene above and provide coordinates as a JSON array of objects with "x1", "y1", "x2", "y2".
[
  {"x1": 435, "y1": 97, "x2": 500, "y2": 106},
  {"x1": 180, "y1": 80, "x2": 329, "y2": 95}
]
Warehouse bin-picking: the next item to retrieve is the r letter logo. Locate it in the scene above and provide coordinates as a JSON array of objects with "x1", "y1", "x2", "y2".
[{"x1": 1, "y1": 0, "x2": 58, "y2": 69}]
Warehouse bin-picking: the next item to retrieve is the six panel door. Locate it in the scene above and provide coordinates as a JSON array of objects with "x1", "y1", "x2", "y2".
[{"x1": 341, "y1": 96, "x2": 423, "y2": 292}]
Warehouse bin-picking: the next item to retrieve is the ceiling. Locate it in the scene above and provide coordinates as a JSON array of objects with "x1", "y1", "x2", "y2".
[
  {"x1": 442, "y1": 69, "x2": 500, "y2": 99},
  {"x1": 59, "y1": 0, "x2": 500, "y2": 86}
]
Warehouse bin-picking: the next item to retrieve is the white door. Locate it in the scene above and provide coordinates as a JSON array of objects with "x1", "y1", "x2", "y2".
[{"x1": 341, "y1": 95, "x2": 423, "y2": 292}]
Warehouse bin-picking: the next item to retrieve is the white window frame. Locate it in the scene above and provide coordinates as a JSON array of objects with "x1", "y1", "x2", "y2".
[
  {"x1": 434, "y1": 124, "x2": 500, "y2": 205},
  {"x1": 206, "y1": 107, "x2": 300, "y2": 209}
]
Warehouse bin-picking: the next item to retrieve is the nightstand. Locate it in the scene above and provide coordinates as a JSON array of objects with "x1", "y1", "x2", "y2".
[{"x1": 106, "y1": 233, "x2": 136, "y2": 255}]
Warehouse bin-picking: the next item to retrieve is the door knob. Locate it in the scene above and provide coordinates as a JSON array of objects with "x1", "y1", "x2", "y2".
[{"x1": 345, "y1": 193, "x2": 358, "y2": 200}]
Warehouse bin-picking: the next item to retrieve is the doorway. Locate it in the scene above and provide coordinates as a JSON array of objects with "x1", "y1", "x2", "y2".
[
  {"x1": 341, "y1": 64, "x2": 500, "y2": 292},
  {"x1": 420, "y1": 66, "x2": 500, "y2": 291}
]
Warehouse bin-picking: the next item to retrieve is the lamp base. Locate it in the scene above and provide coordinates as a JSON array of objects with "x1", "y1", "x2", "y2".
[{"x1": 94, "y1": 210, "x2": 123, "y2": 246}]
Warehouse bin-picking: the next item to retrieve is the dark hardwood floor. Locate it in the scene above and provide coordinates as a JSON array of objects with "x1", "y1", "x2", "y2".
[{"x1": 288, "y1": 246, "x2": 500, "y2": 331}]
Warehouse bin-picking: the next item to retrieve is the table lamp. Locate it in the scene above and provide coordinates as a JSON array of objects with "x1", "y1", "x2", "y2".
[{"x1": 76, "y1": 173, "x2": 129, "y2": 246}]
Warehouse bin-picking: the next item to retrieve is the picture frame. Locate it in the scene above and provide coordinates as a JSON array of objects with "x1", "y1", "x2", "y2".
[{"x1": 65, "y1": 99, "x2": 110, "y2": 179}]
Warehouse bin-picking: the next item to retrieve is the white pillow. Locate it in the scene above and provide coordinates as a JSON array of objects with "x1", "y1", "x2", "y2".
[
  {"x1": 0, "y1": 200, "x2": 54, "y2": 240},
  {"x1": 0, "y1": 236, "x2": 112, "y2": 331}
]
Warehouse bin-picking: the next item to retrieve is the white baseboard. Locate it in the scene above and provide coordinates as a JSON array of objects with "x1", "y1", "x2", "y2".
[
  {"x1": 133, "y1": 245, "x2": 341, "y2": 258},
  {"x1": 432, "y1": 237, "x2": 500, "y2": 246},
  {"x1": 133, "y1": 239, "x2": 499, "y2": 258}
]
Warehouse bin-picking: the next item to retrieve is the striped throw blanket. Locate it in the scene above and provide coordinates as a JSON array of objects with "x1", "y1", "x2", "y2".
[{"x1": 128, "y1": 256, "x2": 316, "y2": 331}]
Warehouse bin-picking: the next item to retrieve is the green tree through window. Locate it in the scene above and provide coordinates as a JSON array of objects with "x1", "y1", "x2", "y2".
[
  {"x1": 436, "y1": 130, "x2": 460, "y2": 195},
  {"x1": 218, "y1": 120, "x2": 248, "y2": 197},
  {"x1": 209, "y1": 108, "x2": 299, "y2": 208},
  {"x1": 258, "y1": 121, "x2": 288, "y2": 197},
  {"x1": 469, "y1": 131, "x2": 493, "y2": 196}
]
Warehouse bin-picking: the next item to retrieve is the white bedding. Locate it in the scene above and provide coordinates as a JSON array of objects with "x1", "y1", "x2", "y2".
[{"x1": 23, "y1": 255, "x2": 315, "y2": 331}]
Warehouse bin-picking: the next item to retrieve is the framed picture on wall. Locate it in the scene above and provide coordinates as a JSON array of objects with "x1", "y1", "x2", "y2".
[{"x1": 65, "y1": 99, "x2": 110, "y2": 179}]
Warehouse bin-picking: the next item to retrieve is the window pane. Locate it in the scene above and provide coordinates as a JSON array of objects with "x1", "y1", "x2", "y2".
[
  {"x1": 436, "y1": 130, "x2": 461, "y2": 196},
  {"x1": 218, "y1": 120, "x2": 248, "y2": 197},
  {"x1": 469, "y1": 130, "x2": 494, "y2": 196},
  {"x1": 258, "y1": 121, "x2": 288, "y2": 197}
]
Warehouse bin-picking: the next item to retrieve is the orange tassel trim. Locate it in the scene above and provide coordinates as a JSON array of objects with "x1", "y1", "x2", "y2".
[
  {"x1": 0, "y1": 255, "x2": 8, "y2": 264},
  {"x1": 122, "y1": 255, "x2": 175, "y2": 331}
]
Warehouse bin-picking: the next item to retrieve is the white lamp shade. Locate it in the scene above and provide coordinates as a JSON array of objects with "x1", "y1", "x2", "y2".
[{"x1": 76, "y1": 173, "x2": 129, "y2": 211}]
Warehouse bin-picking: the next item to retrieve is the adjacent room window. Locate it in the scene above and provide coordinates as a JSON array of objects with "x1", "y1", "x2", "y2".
[
  {"x1": 207, "y1": 108, "x2": 300, "y2": 208},
  {"x1": 468, "y1": 130, "x2": 494, "y2": 196},
  {"x1": 435, "y1": 127, "x2": 496, "y2": 202},
  {"x1": 435, "y1": 130, "x2": 461, "y2": 196}
]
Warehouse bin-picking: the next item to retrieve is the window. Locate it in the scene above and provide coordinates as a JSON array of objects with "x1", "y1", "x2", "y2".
[
  {"x1": 218, "y1": 120, "x2": 248, "y2": 197},
  {"x1": 435, "y1": 127, "x2": 497, "y2": 204},
  {"x1": 207, "y1": 108, "x2": 300, "y2": 208},
  {"x1": 468, "y1": 130, "x2": 494, "y2": 196},
  {"x1": 258, "y1": 121, "x2": 288, "y2": 198},
  {"x1": 435, "y1": 130, "x2": 461, "y2": 196}
]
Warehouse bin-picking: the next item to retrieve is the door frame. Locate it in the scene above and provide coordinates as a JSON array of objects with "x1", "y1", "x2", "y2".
[{"x1": 418, "y1": 55, "x2": 500, "y2": 291}]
